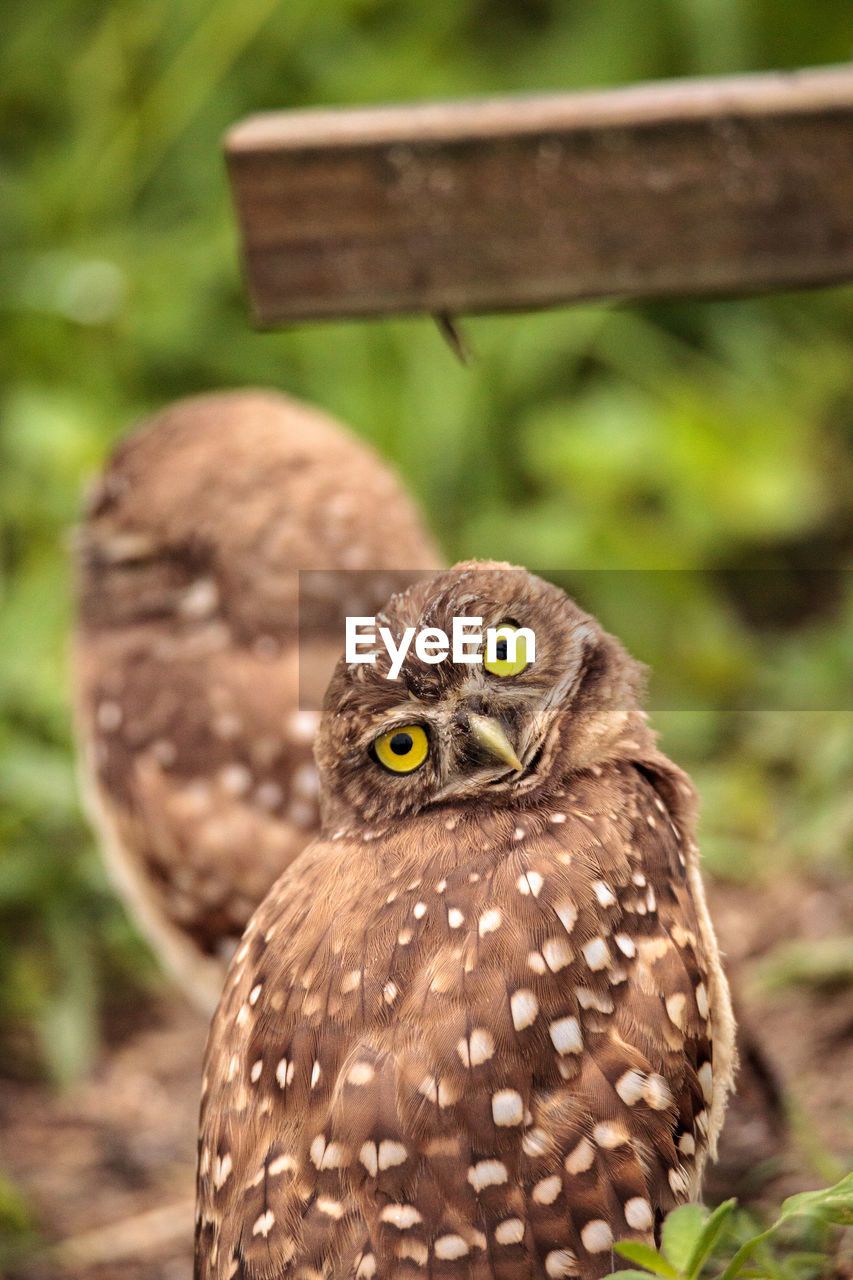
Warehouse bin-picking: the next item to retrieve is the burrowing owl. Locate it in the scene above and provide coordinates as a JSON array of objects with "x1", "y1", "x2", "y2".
[
  {"x1": 74, "y1": 389, "x2": 439, "y2": 1012},
  {"x1": 195, "y1": 561, "x2": 735, "y2": 1280}
]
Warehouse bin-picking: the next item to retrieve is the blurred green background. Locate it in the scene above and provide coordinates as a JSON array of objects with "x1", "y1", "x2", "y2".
[{"x1": 1, "y1": 0, "x2": 852, "y2": 1092}]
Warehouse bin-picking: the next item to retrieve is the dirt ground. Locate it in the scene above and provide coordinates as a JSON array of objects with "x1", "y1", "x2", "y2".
[{"x1": 2, "y1": 873, "x2": 852, "y2": 1280}]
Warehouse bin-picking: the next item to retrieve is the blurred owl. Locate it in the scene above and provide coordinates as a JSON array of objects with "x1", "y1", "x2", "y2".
[
  {"x1": 196, "y1": 561, "x2": 735, "y2": 1280},
  {"x1": 74, "y1": 389, "x2": 440, "y2": 1012}
]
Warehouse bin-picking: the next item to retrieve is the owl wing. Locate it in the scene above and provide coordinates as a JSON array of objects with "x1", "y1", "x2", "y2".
[{"x1": 196, "y1": 763, "x2": 725, "y2": 1280}]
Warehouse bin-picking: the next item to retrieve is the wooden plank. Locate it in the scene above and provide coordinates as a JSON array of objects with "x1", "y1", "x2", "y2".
[{"x1": 225, "y1": 65, "x2": 853, "y2": 323}]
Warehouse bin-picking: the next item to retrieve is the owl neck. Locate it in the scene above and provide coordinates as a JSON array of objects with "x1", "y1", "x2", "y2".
[{"x1": 556, "y1": 704, "x2": 698, "y2": 830}]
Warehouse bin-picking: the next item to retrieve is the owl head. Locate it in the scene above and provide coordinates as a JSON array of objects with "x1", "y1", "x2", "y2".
[
  {"x1": 76, "y1": 389, "x2": 438, "y2": 642},
  {"x1": 315, "y1": 562, "x2": 652, "y2": 830}
]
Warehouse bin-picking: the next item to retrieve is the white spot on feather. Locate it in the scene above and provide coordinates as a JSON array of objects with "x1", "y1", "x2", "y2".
[
  {"x1": 378, "y1": 1140, "x2": 408, "y2": 1169},
  {"x1": 625, "y1": 1197, "x2": 653, "y2": 1230},
  {"x1": 287, "y1": 709, "x2": 320, "y2": 744},
  {"x1": 491, "y1": 1089, "x2": 524, "y2": 1126},
  {"x1": 468, "y1": 1159, "x2": 508, "y2": 1191},
  {"x1": 510, "y1": 988, "x2": 539, "y2": 1029},
  {"x1": 320, "y1": 1142, "x2": 347, "y2": 1169},
  {"x1": 593, "y1": 1120, "x2": 628, "y2": 1148},
  {"x1": 554, "y1": 899, "x2": 578, "y2": 933},
  {"x1": 549, "y1": 1015, "x2": 582, "y2": 1055},
  {"x1": 666, "y1": 993, "x2": 687, "y2": 1029},
  {"x1": 522, "y1": 1128, "x2": 550, "y2": 1157},
  {"x1": 615, "y1": 933, "x2": 636, "y2": 958},
  {"x1": 347, "y1": 1061, "x2": 375, "y2": 1086},
  {"x1": 219, "y1": 763, "x2": 252, "y2": 796},
  {"x1": 542, "y1": 937, "x2": 573, "y2": 972},
  {"x1": 615, "y1": 1069, "x2": 646, "y2": 1105},
  {"x1": 478, "y1": 907, "x2": 502, "y2": 935},
  {"x1": 397, "y1": 1240, "x2": 428, "y2": 1266},
  {"x1": 581, "y1": 1220, "x2": 613, "y2": 1253},
  {"x1": 517, "y1": 870, "x2": 544, "y2": 896},
  {"x1": 458, "y1": 1028, "x2": 494, "y2": 1066},
  {"x1": 317, "y1": 1197, "x2": 345, "y2": 1218},
  {"x1": 564, "y1": 1137, "x2": 595, "y2": 1174},
  {"x1": 592, "y1": 881, "x2": 616, "y2": 907},
  {"x1": 213, "y1": 1153, "x2": 232, "y2": 1189},
  {"x1": 575, "y1": 986, "x2": 614, "y2": 1013},
  {"x1": 698, "y1": 1061, "x2": 714, "y2": 1101},
  {"x1": 495, "y1": 1218, "x2": 525, "y2": 1245},
  {"x1": 96, "y1": 701, "x2": 122, "y2": 731},
  {"x1": 582, "y1": 936, "x2": 610, "y2": 970},
  {"x1": 545, "y1": 1249, "x2": 578, "y2": 1277},
  {"x1": 643, "y1": 1073, "x2": 673, "y2": 1109},
  {"x1": 532, "y1": 1175, "x2": 562, "y2": 1205},
  {"x1": 435, "y1": 1235, "x2": 469, "y2": 1260},
  {"x1": 379, "y1": 1204, "x2": 422, "y2": 1229}
]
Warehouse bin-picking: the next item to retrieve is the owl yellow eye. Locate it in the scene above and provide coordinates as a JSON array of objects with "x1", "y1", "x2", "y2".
[
  {"x1": 373, "y1": 724, "x2": 430, "y2": 774},
  {"x1": 483, "y1": 624, "x2": 529, "y2": 678}
]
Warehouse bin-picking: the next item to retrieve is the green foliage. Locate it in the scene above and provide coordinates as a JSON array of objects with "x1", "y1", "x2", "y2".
[
  {"x1": 610, "y1": 1175, "x2": 853, "y2": 1280},
  {"x1": 1, "y1": 0, "x2": 852, "y2": 1096},
  {"x1": 0, "y1": 1164, "x2": 40, "y2": 1273}
]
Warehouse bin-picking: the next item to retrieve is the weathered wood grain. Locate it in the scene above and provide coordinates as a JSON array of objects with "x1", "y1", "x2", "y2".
[{"x1": 225, "y1": 65, "x2": 853, "y2": 323}]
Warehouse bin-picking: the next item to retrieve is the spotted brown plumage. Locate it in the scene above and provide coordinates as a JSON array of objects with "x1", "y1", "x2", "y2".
[
  {"x1": 74, "y1": 389, "x2": 439, "y2": 1011},
  {"x1": 195, "y1": 562, "x2": 735, "y2": 1279}
]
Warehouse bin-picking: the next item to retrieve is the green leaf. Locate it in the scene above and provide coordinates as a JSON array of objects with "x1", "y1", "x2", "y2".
[
  {"x1": 716, "y1": 1228, "x2": 776, "y2": 1280},
  {"x1": 662, "y1": 1204, "x2": 709, "y2": 1274},
  {"x1": 609, "y1": 1272, "x2": 672, "y2": 1280},
  {"x1": 0, "y1": 1167, "x2": 36, "y2": 1236},
  {"x1": 778, "y1": 1172, "x2": 853, "y2": 1226},
  {"x1": 613, "y1": 1241, "x2": 680, "y2": 1278},
  {"x1": 684, "y1": 1200, "x2": 737, "y2": 1279}
]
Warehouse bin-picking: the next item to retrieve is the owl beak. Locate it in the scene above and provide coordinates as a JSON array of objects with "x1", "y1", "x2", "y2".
[{"x1": 467, "y1": 713, "x2": 523, "y2": 773}]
